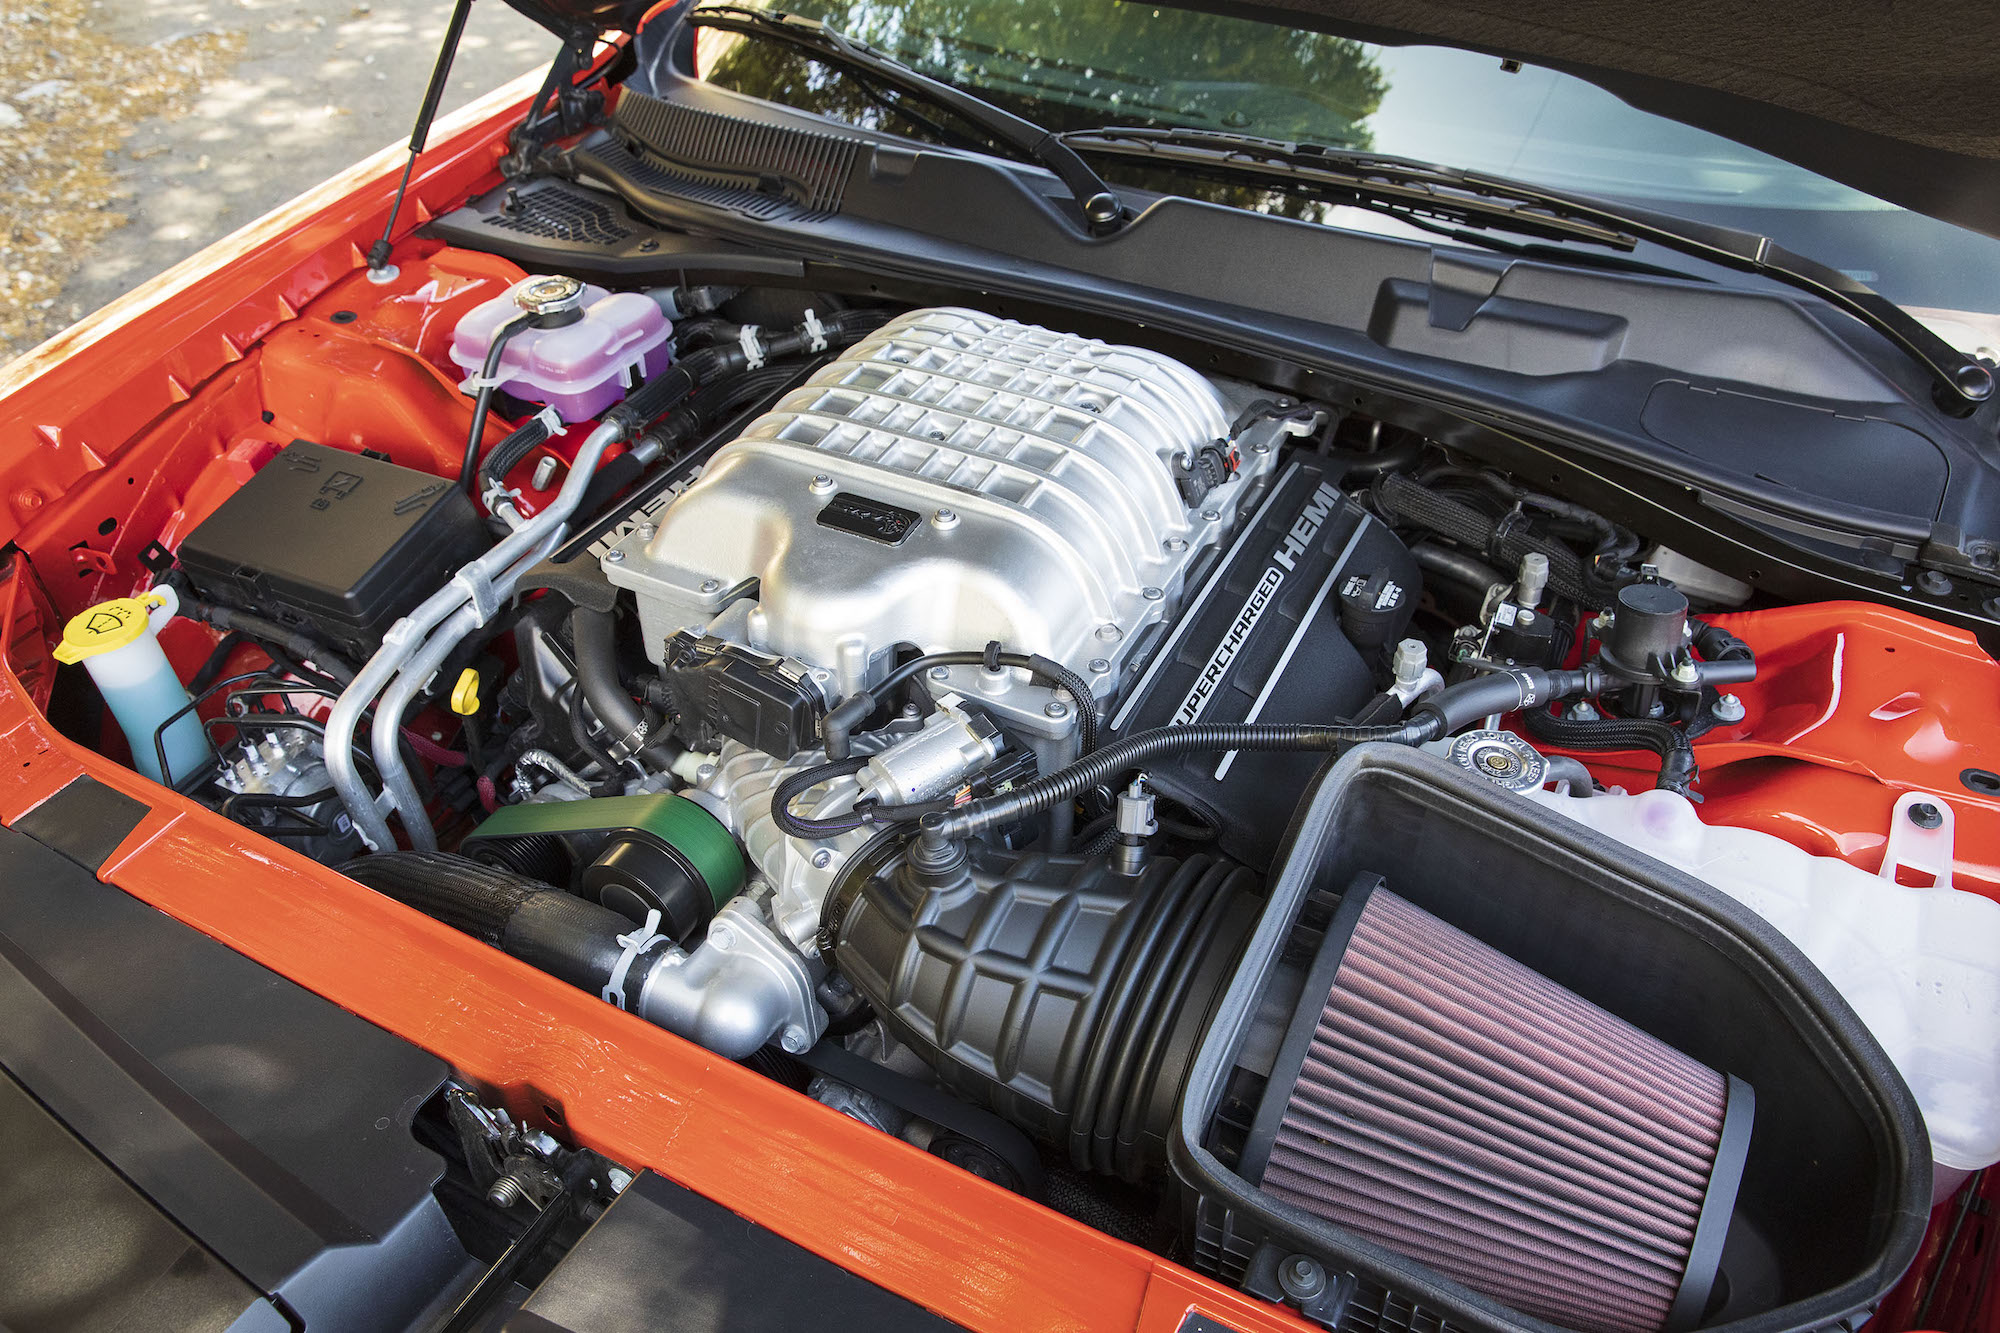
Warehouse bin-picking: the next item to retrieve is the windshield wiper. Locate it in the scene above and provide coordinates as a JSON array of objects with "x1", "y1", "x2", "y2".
[
  {"x1": 1065, "y1": 126, "x2": 1994, "y2": 414},
  {"x1": 687, "y1": 4, "x2": 1124, "y2": 235}
]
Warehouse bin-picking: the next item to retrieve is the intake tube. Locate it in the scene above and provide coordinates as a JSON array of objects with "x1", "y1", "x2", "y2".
[{"x1": 345, "y1": 852, "x2": 823, "y2": 1058}]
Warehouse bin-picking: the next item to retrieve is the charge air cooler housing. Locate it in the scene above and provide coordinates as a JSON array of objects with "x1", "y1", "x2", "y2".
[{"x1": 1171, "y1": 746, "x2": 1931, "y2": 1333}]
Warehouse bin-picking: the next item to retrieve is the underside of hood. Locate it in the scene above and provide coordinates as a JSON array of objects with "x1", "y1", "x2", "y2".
[
  {"x1": 1163, "y1": 0, "x2": 2000, "y2": 239},
  {"x1": 499, "y1": 0, "x2": 2000, "y2": 240}
]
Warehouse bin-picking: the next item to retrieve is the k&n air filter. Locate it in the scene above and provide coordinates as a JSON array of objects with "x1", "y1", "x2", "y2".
[{"x1": 1239, "y1": 877, "x2": 1753, "y2": 1333}]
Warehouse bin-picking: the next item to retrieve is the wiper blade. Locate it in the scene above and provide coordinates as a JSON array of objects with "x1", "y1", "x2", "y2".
[
  {"x1": 688, "y1": 3, "x2": 1123, "y2": 235},
  {"x1": 1066, "y1": 126, "x2": 1994, "y2": 413}
]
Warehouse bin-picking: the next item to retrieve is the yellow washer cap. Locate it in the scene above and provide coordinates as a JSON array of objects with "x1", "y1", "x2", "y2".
[{"x1": 53, "y1": 591, "x2": 171, "y2": 664}]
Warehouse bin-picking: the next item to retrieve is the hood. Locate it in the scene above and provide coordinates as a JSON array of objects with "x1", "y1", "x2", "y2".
[
  {"x1": 511, "y1": 0, "x2": 2000, "y2": 241},
  {"x1": 1152, "y1": 0, "x2": 2000, "y2": 240},
  {"x1": 500, "y1": 0, "x2": 653, "y2": 47}
]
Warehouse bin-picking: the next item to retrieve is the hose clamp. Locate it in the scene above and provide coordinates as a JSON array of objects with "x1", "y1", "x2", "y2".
[
  {"x1": 603, "y1": 907, "x2": 666, "y2": 1010},
  {"x1": 802, "y1": 308, "x2": 828, "y2": 353},
  {"x1": 739, "y1": 323, "x2": 766, "y2": 370}
]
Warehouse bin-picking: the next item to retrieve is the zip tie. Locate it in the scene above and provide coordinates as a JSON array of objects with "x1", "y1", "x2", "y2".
[
  {"x1": 461, "y1": 373, "x2": 507, "y2": 392},
  {"x1": 802, "y1": 308, "x2": 828, "y2": 353},
  {"x1": 603, "y1": 907, "x2": 666, "y2": 1010},
  {"x1": 739, "y1": 323, "x2": 766, "y2": 370}
]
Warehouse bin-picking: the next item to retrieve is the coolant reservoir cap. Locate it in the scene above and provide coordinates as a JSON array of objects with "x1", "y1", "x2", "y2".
[
  {"x1": 52, "y1": 589, "x2": 173, "y2": 663},
  {"x1": 514, "y1": 274, "x2": 586, "y2": 319}
]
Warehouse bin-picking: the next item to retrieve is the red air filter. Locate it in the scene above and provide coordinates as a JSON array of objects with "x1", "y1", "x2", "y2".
[{"x1": 1242, "y1": 878, "x2": 1752, "y2": 1333}]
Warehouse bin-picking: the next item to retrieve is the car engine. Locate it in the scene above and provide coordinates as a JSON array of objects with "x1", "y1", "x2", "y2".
[{"x1": 24, "y1": 247, "x2": 2000, "y2": 1333}]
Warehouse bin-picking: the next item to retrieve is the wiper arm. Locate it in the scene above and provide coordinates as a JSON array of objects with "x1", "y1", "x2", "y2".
[
  {"x1": 1066, "y1": 126, "x2": 1994, "y2": 414},
  {"x1": 688, "y1": 3, "x2": 1123, "y2": 235}
]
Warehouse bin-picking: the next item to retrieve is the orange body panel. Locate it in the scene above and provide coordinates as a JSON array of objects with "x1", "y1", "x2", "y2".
[{"x1": 0, "y1": 52, "x2": 1989, "y2": 1333}]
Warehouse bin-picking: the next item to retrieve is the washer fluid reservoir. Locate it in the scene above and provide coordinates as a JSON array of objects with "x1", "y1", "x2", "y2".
[{"x1": 52, "y1": 585, "x2": 211, "y2": 785}]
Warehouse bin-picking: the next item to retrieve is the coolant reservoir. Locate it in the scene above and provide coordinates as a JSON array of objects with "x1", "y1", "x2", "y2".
[
  {"x1": 449, "y1": 276, "x2": 671, "y2": 422},
  {"x1": 52, "y1": 586, "x2": 210, "y2": 785},
  {"x1": 1525, "y1": 785, "x2": 2000, "y2": 1174}
]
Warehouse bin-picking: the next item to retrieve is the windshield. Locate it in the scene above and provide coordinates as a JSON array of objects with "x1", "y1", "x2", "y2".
[{"x1": 691, "y1": 0, "x2": 2000, "y2": 351}]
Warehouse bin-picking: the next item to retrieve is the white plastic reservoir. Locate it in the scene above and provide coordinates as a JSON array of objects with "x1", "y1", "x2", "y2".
[
  {"x1": 53, "y1": 585, "x2": 210, "y2": 785},
  {"x1": 1524, "y1": 785, "x2": 2000, "y2": 1175}
]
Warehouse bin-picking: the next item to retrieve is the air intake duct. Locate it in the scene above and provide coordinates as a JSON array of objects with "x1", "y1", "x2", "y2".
[
  {"x1": 1241, "y1": 876, "x2": 1751, "y2": 1333},
  {"x1": 1172, "y1": 746, "x2": 1931, "y2": 1333}
]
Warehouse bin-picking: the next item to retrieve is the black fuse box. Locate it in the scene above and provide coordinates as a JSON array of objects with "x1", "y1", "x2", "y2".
[{"x1": 176, "y1": 440, "x2": 490, "y2": 659}]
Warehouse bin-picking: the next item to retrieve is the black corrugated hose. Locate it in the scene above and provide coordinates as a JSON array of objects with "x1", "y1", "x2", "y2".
[
  {"x1": 477, "y1": 309, "x2": 887, "y2": 496},
  {"x1": 1519, "y1": 707, "x2": 1698, "y2": 794},
  {"x1": 822, "y1": 642, "x2": 1102, "y2": 761}
]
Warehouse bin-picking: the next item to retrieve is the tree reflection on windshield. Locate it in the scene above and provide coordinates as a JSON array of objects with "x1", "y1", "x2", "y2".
[{"x1": 698, "y1": 0, "x2": 1388, "y2": 217}]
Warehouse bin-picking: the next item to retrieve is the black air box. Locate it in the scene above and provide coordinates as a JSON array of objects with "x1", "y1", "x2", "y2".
[
  {"x1": 176, "y1": 441, "x2": 490, "y2": 658},
  {"x1": 1106, "y1": 461, "x2": 1417, "y2": 867},
  {"x1": 1175, "y1": 746, "x2": 1930, "y2": 1333}
]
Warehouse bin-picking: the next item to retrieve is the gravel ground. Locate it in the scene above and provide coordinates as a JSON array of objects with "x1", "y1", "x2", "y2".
[{"x1": 1, "y1": 0, "x2": 552, "y2": 360}]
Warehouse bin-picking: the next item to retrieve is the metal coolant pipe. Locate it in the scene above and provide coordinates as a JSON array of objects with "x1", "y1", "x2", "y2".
[{"x1": 326, "y1": 419, "x2": 623, "y2": 852}]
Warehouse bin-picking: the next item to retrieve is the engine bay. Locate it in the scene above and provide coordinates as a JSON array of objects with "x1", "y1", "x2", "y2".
[{"x1": 8, "y1": 233, "x2": 1999, "y2": 1332}]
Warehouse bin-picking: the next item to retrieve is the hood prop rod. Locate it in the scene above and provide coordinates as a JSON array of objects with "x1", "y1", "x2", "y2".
[{"x1": 365, "y1": 0, "x2": 475, "y2": 284}]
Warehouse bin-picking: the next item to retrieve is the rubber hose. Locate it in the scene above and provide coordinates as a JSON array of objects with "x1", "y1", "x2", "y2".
[
  {"x1": 343, "y1": 850, "x2": 541, "y2": 945},
  {"x1": 460, "y1": 314, "x2": 533, "y2": 496},
  {"x1": 1691, "y1": 617, "x2": 1755, "y2": 662},
  {"x1": 826, "y1": 646, "x2": 1101, "y2": 760},
  {"x1": 178, "y1": 596, "x2": 358, "y2": 686},
  {"x1": 910, "y1": 718, "x2": 1439, "y2": 840},
  {"x1": 570, "y1": 607, "x2": 648, "y2": 761},
  {"x1": 1519, "y1": 708, "x2": 1696, "y2": 793},
  {"x1": 344, "y1": 850, "x2": 633, "y2": 994},
  {"x1": 771, "y1": 756, "x2": 873, "y2": 840},
  {"x1": 1411, "y1": 540, "x2": 1505, "y2": 595}
]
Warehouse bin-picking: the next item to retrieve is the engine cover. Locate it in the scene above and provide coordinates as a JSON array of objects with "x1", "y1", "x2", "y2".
[{"x1": 599, "y1": 308, "x2": 1277, "y2": 699}]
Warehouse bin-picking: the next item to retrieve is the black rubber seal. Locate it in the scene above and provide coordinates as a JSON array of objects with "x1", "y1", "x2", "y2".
[
  {"x1": 12, "y1": 775, "x2": 150, "y2": 872},
  {"x1": 1235, "y1": 871, "x2": 1382, "y2": 1187},
  {"x1": 1667, "y1": 1072, "x2": 1757, "y2": 1331}
]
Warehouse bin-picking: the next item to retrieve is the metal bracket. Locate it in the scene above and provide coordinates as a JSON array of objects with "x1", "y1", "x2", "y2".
[{"x1": 1879, "y1": 791, "x2": 1956, "y2": 890}]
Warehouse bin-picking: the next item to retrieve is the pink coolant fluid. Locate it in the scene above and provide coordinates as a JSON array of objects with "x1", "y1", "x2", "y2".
[{"x1": 449, "y1": 277, "x2": 673, "y2": 422}]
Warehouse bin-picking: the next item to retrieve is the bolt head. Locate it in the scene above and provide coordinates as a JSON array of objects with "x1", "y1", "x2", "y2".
[
  {"x1": 696, "y1": 763, "x2": 716, "y2": 781},
  {"x1": 1251, "y1": 441, "x2": 1270, "y2": 454},
  {"x1": 932, "y1": 508, "x2": 959, "y2": 530},
  {"x1": 1044, "y1": 700, "x2": 1070, "y2": 719},
  {"x1": 603, "y1": 548, "x2": 625, "y2": 564},
  {"x1": 811, "y1": 848, "x2": 833, "y2": 869},
  {"x1": 1909, "y1": 801, "x2": 1945, "y2": 829},
  {"x1": 929, "y1": 665, "x2": 952, "y2": 681},
  {"x1": 634, "y1": 521, "x2": 656, "y2": 540},
  {"x1": 708, "y1": 925, "x2": 735, "y2": 951},
  {"x1": 1163, "y1": 536, "x2": 1188, "y2": 553},
  {"x1": 1096, "y1": 623, "x2": 1122, "y2": 641},
  {"x1": 699, "y1": 578, "x2": 721, "y2": 594},
  {"x1": 1277, "y1": 1253, "x2": 1326, "y2": 1302},
  {"x1": 809, "y1": 474, "x2": 836, "y2": 494},
  {"x1": 1200, "y1": 508, "x2": 1221, "y2": 522},
  {"x1": 1088, "y1": 657, "x2": 1111, "y2": 674},
  {"x1": 781, "y1": 1025, "x2": 812, "y2": 1053},
  {"x1": 1712, "y1": 693, "x2": 1746, "y2": 724},
  {"x1": 1142, "y1": 585, "x2": 1163, "y2": 601}
]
